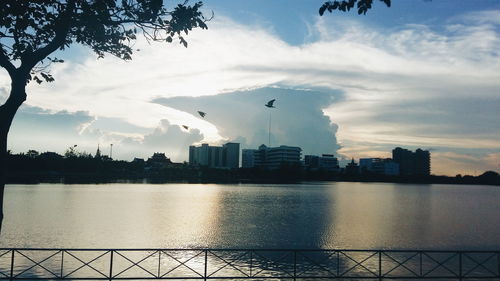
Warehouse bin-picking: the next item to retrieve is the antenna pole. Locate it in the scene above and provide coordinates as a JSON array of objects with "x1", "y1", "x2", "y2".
[
  {"x1": 110, "y1": 143, "x2": 113, "y2": 159},
  {"x1": 268, "y1": 111, "x2": 271, "y2": 146}
]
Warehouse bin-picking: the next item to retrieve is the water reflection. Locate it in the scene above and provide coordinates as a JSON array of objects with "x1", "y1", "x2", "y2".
[
  {"x1": 0, "y1": 183, "x2": 499, "y2": 249},
  {"x1": 209, "y1": 183, "x2": 337, "y2": 248}
]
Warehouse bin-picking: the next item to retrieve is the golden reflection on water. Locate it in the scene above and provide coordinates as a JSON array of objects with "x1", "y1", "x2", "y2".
[
  {"x1": 147, "y1": 184, "x2": 222, "y2": 248},
  {"x1": 322, "y1": 182, "x2": 434, "y2": 249},
  {"x1": 1, "y1": 182, "x2": 499, "y2": 249},
  {"x1": 2, "y1": 184, "x2": 223, "y2": 248}
]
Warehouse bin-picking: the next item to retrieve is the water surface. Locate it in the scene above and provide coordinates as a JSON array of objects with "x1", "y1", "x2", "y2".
[{"x1": 1, "y1": 182, "x2": 499, "y2": 249}]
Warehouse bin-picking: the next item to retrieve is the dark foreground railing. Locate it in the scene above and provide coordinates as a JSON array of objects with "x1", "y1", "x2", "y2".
[{"x1": 0, "y1": 248, "x2": 498, "y2": 280}]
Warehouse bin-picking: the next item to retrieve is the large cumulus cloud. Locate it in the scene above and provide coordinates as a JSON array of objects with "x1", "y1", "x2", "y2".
[{"x1": 155, "y1": 87, "x2": 341, "y2": 155}]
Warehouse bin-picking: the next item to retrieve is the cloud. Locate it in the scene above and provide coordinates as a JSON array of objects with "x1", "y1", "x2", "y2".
[
  {"x1": 1, "y1": 10, "x2": 499, "y2": 174},
  {"x1": 120, "y1": 119, "x2": 204, "y2": 161},
  {"x1": 9, "y1": 105, "x2": 203, "y2": 162},
  {"x1": 9, "y1": 105, "x2": 100, "y2": 154},
  {"x1": 432, "y1": 151, "x2": 500, "y2": 176},
  {"x1": 155, "y1": 87, "x2": 341, "y2": 155}
]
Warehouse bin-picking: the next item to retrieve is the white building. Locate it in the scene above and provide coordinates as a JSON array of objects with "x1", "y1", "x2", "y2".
[
  {"x1": 242, "y1": 144, "x2": 301, "y2": 170},
  {"x1": 304, "y1": 154, "x2": 339, "y2": 171},
  {"x1": 189, "y1": 142, "x2": 240, "y2": 169}
]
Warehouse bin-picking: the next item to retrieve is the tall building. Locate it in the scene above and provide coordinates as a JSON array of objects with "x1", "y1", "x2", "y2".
[
  {"x1": 189, "y1": 142, "x2": 240, "y2": 169},
  {"x1": 241, "y1": 144, "x2": 301, "y2": 170},
  {"x1": 415, "y1": 149, "x2": 431, "y2": 176},
  {"x1": 392, "y1": 147, "x2": 431, "y2": 176},
  {"x1": 223, "y1": 143, "x2": 240, "y2": 169}
]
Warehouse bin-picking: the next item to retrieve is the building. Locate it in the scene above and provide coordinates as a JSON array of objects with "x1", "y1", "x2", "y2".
[
  {"x1": 223, "y1": 142, "x2": 240, "y2": 169},
  {"x1": 345, "y1": 158, "x2": 359, "y2": 175},
  {"x1": 242, "y1": 149, "x2": 256, "y2": 168},
  {"x1": 304, "y1": 154, "x2": 339, "y2": 171},
  {"x1": 189, "y1": 142, "x2": 240, "y2": 169},
  {"x1": 359, "y1": 158, "x2": 399, "y2": 176},
  {"x1": 242, "y1": 144, "x2": 301, "y2": 170},
  {"x1": 414, "y1": 149, "x2": 431, "y2": 176},
  {"x1": 148, "y1": 152, "x2": 170, "y2": 163},
  {"x1": 145, "y1": 153, "x2": 172, "y2": 169},
  {"x1": 392, "y1": 147, "x2": 431, "y2": 176}
]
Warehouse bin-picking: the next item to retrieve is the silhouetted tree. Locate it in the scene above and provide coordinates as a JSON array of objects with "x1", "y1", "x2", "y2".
[
  {"x1": 26, "y1": 150, "x2": 40, "y2": 158},
  {"x1": 319, "y1": 0, "x2": 390, "y2": 15},
  {"x1": 0, "y1": 0, "x2": 208, "y2": 231}
]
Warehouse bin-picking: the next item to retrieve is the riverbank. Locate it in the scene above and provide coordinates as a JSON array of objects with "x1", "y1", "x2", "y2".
[{"x1": 6, "y1": 168, "x2": 499, "y2": 186}]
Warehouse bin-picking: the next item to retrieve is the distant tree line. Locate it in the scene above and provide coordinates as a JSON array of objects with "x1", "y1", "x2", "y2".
[
  {"x1": 5, "y1": 149, "x2": 499, "y2": 186},
  {"x1": 6, "y1": 148, "x2": 196, "y2": 183}
]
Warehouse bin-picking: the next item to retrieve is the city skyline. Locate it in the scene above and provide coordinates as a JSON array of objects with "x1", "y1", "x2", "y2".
[
  {"x1": 10, "y1": 142, "x2": 437, "y2": 176},
  {"x1": 2, "y1": 1, "x2": 499, "y2": 176}
]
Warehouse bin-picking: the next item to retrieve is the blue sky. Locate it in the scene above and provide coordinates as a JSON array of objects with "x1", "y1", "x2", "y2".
[
  {"x1": 2, "y1": 0, "x2": 500, "y2": 176},
  {"x1": 204, "y1": 0, "x2": 500, "y2": 44}
]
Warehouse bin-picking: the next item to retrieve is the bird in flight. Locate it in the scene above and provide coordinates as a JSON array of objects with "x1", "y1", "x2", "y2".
[
  {"x1": 198, "y1": 111, "x2": 206, "y2": 118},
  {"x1": 182, "y1": 125, "x2": 189, "y2": 130},
  {"x1": 265, "y1": 99, "x2": 276, "y2": 108}
]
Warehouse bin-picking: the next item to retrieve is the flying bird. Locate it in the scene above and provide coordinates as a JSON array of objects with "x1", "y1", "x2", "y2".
[
  {"x1": 182, "y1": 125, "x2": 189, "y2": 130},
  {"x1": 197, "y1": 111, "x2": 206, "y2": 118},
  {"x1": 265, "y1": 99, "x2": 276, "y2": 108}
]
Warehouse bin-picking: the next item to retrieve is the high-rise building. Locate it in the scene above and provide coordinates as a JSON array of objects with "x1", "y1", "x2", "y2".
[
  {"x1": 189, "y1": 142, "x2": 240, "y2": 169},
  {"x1": 415, "y1": 149, "x2": 431, "y2": 176},
  {"x1": 223, "y1": 143, "x2": 240, "y2": 169},
  {"x1": 392, "y1": 147, "x2": 414, "y2": 175},
  {"x1": 241, "y1": 144, "x2": 301, "y2": 170},
  {"x1": 392, "y1": 147, "x2": 431, "y2": 176}
]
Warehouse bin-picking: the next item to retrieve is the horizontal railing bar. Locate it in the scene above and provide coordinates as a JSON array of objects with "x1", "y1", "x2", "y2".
[
  {"x1": 1, "y1": 248, "x2": 498, "y2": 253},
  {"x1": 0, "y1": 276, "x2": 498, "y2": 280}
]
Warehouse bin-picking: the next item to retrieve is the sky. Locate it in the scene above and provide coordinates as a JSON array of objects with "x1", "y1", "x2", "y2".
[{"x1": 1, "y1": 0, "x2": 500, "y2": 176}]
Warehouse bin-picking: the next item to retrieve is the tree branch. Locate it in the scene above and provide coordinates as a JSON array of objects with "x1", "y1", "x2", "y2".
[
  {"x1": 21, "y1": 0, "x2": 76, "y2": 72},
  {"x1": 0, "y1": 47, "x2": 16, "y2": 77}
]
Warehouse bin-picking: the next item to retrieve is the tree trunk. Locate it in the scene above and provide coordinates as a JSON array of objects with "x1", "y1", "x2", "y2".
[{"x1": 0, "y1": 76, "x2": 27, "y2": 233}]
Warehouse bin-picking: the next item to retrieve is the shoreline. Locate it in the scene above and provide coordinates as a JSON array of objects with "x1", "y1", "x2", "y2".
[{"x1": 5, "y1": 172, "x2": 499, "y2": 186}]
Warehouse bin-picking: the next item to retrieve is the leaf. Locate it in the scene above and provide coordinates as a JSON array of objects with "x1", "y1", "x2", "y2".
[
  {"x1": 319, "y1": 3, "x2": 328, "y2": 16},
  {"x1": 40, "y1": 72, "x2": 55, "y2": 82}
]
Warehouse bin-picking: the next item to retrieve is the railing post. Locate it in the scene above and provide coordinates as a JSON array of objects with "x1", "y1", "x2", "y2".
[
  {"x1": 249, "y1": 251, "x2": 253, "y2": 278},
  {"x1": 60, "y1": 250, "x2": 64, "y2": 278},
  {"x1": 459, "y1": 252, "x2": 462, "y2": 281},
  {"x1": 204, "y1": 249, "x2": 208, "y2": 281},
  {"x1": 419, "y1": 251, "x2": 423, "y2": 278},
  {"x1": 497, "y1": 252, "x2": 500, "y2": 278},
  {"x1": 378, "y1": 251, "x2": 382, "y2": 281},
  {"x1": 293, "y1": 250, "x2": 297, "y2": 281},
  {"x1": 157, "y1": 251, "x2": 161, "y2": 278},
  {"x1": 337, "y1": 251, "x2": 340, "y2": 277},
  {"x1": 109, "y1": 250, "x2": 114, "y2": 281},
  {"x1": 9, "y1": 250, "x2": 14, "y2": 281}
]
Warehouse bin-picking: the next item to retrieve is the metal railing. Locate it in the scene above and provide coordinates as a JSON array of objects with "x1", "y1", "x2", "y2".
[{"x1": 0, "y1": 248, "x2": 498, "y2": 280}]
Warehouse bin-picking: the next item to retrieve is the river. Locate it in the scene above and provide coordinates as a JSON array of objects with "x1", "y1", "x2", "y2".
[{"x1": 0, "y1": 182, "x2": 499, "y2": 250}]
